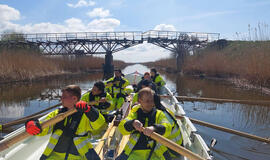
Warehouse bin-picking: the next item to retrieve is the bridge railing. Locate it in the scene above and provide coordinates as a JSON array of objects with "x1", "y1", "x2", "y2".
[
  {"x1": 143, "y1": 30, "x2": 220, "y2": 42},
  {"x1": 0, "y1": 31, "x2": 143, "y2": 43}
]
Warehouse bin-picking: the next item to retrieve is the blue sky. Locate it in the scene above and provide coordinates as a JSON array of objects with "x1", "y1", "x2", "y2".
[{"x1": 1, "y1": 0, "x2": 270, "y2": 62}]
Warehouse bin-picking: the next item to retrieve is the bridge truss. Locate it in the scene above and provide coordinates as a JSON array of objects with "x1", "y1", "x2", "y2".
[
  {"x1": 0, "y1": 32, "x2": 143, "y2": 55},
  {"x1": 0, "y1": 30, "x2": 220, "y2": 78}
]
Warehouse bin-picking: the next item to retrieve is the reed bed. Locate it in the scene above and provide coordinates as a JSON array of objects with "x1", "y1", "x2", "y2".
[
  {"x1": 183, "y1": 41, "x2": 270, "y2": 87},
  {"x1": 148, "y1": 41, "x2": 270, "y2": 87},
  {"x1": 0, "y1": 50, "x2": 125, "y2": 83},
  {"x1": 145, "y1": 58, "x2": 177, "y2": 72}
]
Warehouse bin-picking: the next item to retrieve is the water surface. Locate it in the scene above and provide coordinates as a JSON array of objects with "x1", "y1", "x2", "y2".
[{"x1": 0, "y1": 64, "x2": 269, "y2": 160}]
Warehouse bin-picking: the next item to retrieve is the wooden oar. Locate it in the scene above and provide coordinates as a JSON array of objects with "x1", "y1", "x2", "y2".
[
  {"x1": 96, "y1": 97, "x2": 131, "y2": 158},
  {"x1": 0, "y1": 108, "x2": 77, "y2": 152},
  {"x1": 0, "y1": 112, "x2": 47, "y2": 132},
  {"x1": 161, "y1": 95, "x2": 270, "y2": 106},
  {"x1": 176, "y1": 115, "x2": 270, "y2": 144},
  {"x1": 0, "y1": 89, "x2": 92, "y2": 132},
  {"x1": 145, "y1": 128, "x2": 205, "y2": 160},
  {"x1": 94, "y1": 117, "x2": 116, "y2": 156},
  {"x1": 0, "y1": 103, "x2": 61, "y2": 131}
]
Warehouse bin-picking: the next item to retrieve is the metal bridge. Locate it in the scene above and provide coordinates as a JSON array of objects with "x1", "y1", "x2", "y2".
[{"x1": 0, "y1": 30, "x2": 220, "y2": 79}]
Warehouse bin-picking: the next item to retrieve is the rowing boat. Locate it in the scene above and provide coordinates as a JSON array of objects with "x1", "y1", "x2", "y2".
[
  {"x1": 0, "y1": 71, "x2": 212, "y2": 160},
  {"x1": 123, "y1": 71, "x2": 212, "y2": 160}
]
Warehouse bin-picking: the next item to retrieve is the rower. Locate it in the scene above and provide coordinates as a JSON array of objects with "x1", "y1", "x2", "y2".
[
  {"x1": 136, "y1": 72, "x2": 157, "y2": 92},
  {"x1": 132, "y1": 79, "x2": 155, "y2": 107},
  {"x1": 153, "y1": 94, "x2": 184, "y2": 158},
  {"x1": 150, "y1": 68, "x2": 166, "y2": 94},
  {"x1": 131, "y1": 88, "x2": 184, "y2": 158},
  {"x1": 117, "y1": 88, "x2": 172, "y2": 160},
  {"x1": 25, "y1": 85, "x2": 105, "y2": 160},
  {"x1": 105, "y1": 69, "x2": 129, "y2": 110},
  {"x1": 81, "y1": 81, "x2": 114, "y2": 123}
]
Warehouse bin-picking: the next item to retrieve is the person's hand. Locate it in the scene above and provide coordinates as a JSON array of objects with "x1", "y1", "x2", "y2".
[
  {"x1": 75, "y1": 101, "x2": 91, "y2": 113},
  {"x1": 133, "y1": 120, "x2": 143, "y2": 132},
  {"x1": 25, "y1": 120, "x2": 42, "y2": 135},
  {"x1": 143, "y1": 126, "x2": 154, "y2": 136},
  {"x1": 99, "y1": 97, "x2": 107, "y2": 103}
]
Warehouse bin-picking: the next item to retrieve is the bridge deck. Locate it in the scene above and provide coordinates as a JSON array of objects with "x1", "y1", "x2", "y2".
[{"x1": 0, "y1": 30, "x2": 219, "y2": 55}]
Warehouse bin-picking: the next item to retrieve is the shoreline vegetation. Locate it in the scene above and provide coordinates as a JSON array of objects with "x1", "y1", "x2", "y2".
[
  {"x1": 145, "y1": 40, "x2": 270, "y2": 95},
  {"x1": 0, "y1": 49, "x2": 126, "y2": 84}
]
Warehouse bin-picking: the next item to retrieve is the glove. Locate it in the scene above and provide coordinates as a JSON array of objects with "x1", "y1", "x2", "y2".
[
  {"x1": 75, "y1": 101, "x2": 91, "y2": 113},
  {"x1": 25, "y1": 120, "x2": 42, "y2": 135}
]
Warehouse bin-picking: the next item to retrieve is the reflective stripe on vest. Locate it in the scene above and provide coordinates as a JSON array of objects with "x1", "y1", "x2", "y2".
[
  {"x1": 153, "y1": 142, "x2": 169, "y2": 159},
  {"x1": 124, "y1": 133, "x2": 140, "y2": 155},
  {"x1": 170, "y1": 125, "x2": 182, "y2": 144},
  {"x1": 111, "y1": 88, "x2": 121, "y2": 97},
  {"x1": 42, "y1": 130, "x2": 63, "y2": 156},
  {"x1": 123, "y1": 110, "x2": 169, "y2": 158},
  {"x1": 164, "y1": 111, "x2": 183, "y2": 146},
  {"x1": 74, "y1": 137, "x2": 92, "y2": 155}
]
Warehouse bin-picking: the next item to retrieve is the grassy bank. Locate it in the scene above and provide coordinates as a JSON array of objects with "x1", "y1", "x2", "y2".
[
  {"x1": 0, "y1": 50, "x2": 126, "y2": 83},
  {"x1": 148, "y1": 41, "x2": 270, "y2": 88}
]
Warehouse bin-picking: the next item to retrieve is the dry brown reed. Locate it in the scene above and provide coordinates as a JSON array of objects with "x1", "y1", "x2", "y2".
[
  {"x1": 145, "y1": 58, "x2": 177, "y2": 72},
  {"x1": 148, "y1": 41, "x2": 270, "y2": 87},
  {"x1": 0, "y1": 50, "x2": 125, "y2": 83},
  {"x1": 183, "y1": 41, "x2": 270, "y2": 87}
]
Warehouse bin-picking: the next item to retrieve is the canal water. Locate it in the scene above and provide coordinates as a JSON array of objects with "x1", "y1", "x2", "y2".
[{"x1": 0, "y1": 64, "x2": 269, "y2": 160}]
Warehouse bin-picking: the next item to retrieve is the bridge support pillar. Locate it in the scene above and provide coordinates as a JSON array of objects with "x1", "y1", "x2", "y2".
[
  {"x1": 176, "y1": 53, "x2": 183, "y2": 72},
  {"x1": 103, "y1": 51, "x2": 114, "y2": 80},
  {"x1": 175, "y1": 44, "x2": 188, "y2": 73}
]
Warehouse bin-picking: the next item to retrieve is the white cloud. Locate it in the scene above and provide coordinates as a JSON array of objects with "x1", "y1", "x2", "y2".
[
  {"x1": 0, "y1": 17, "x2": 121, "y2": 33},
  {"x1": 154, "y1": 24, "x2": 176, "y2": 31},
  {"x1": 87, "y1": 8, "x2": 110, "y2": 18},
  {"x1": 65, "y1": 18, "x2": 86, "y2": 31},
  {"x1": 0, "y1": 5, "x2": 120, "y2": 33},
  {"x1": 19, "y1": 22, "x2": 67, "y2": 33},
  {"x1": 17, "y1": 18, "x2": 120, "y2": 33},
  {"x1": 67, "y1": 0, "x2": 95, "y2": 8},
  {"x1": 87, "y1": 18, "x2": 120, "y2": 32},
  {"x1": 0, "y1": 4, "x2": 20, "y2": 22}
]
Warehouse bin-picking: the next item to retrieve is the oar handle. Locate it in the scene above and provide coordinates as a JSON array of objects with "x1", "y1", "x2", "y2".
[
  {"x1": 0, "y1": 108, "x2": 77, "y2": 152},
  {"x1": 148, "y1": 130, "x2": 206, "y2": 160},
  {"x1": 1, "y1": 113, "x2": 47, "y2": 131},
  {"x1": 176, "y1": 115, "x2": 270, "y2": 144},
  {"x1": 1, "y1": 103, "x2": 61, "y2": 130},
  {"x1": 41, "y1": 108, "x2": 77, "y2": 129}
]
